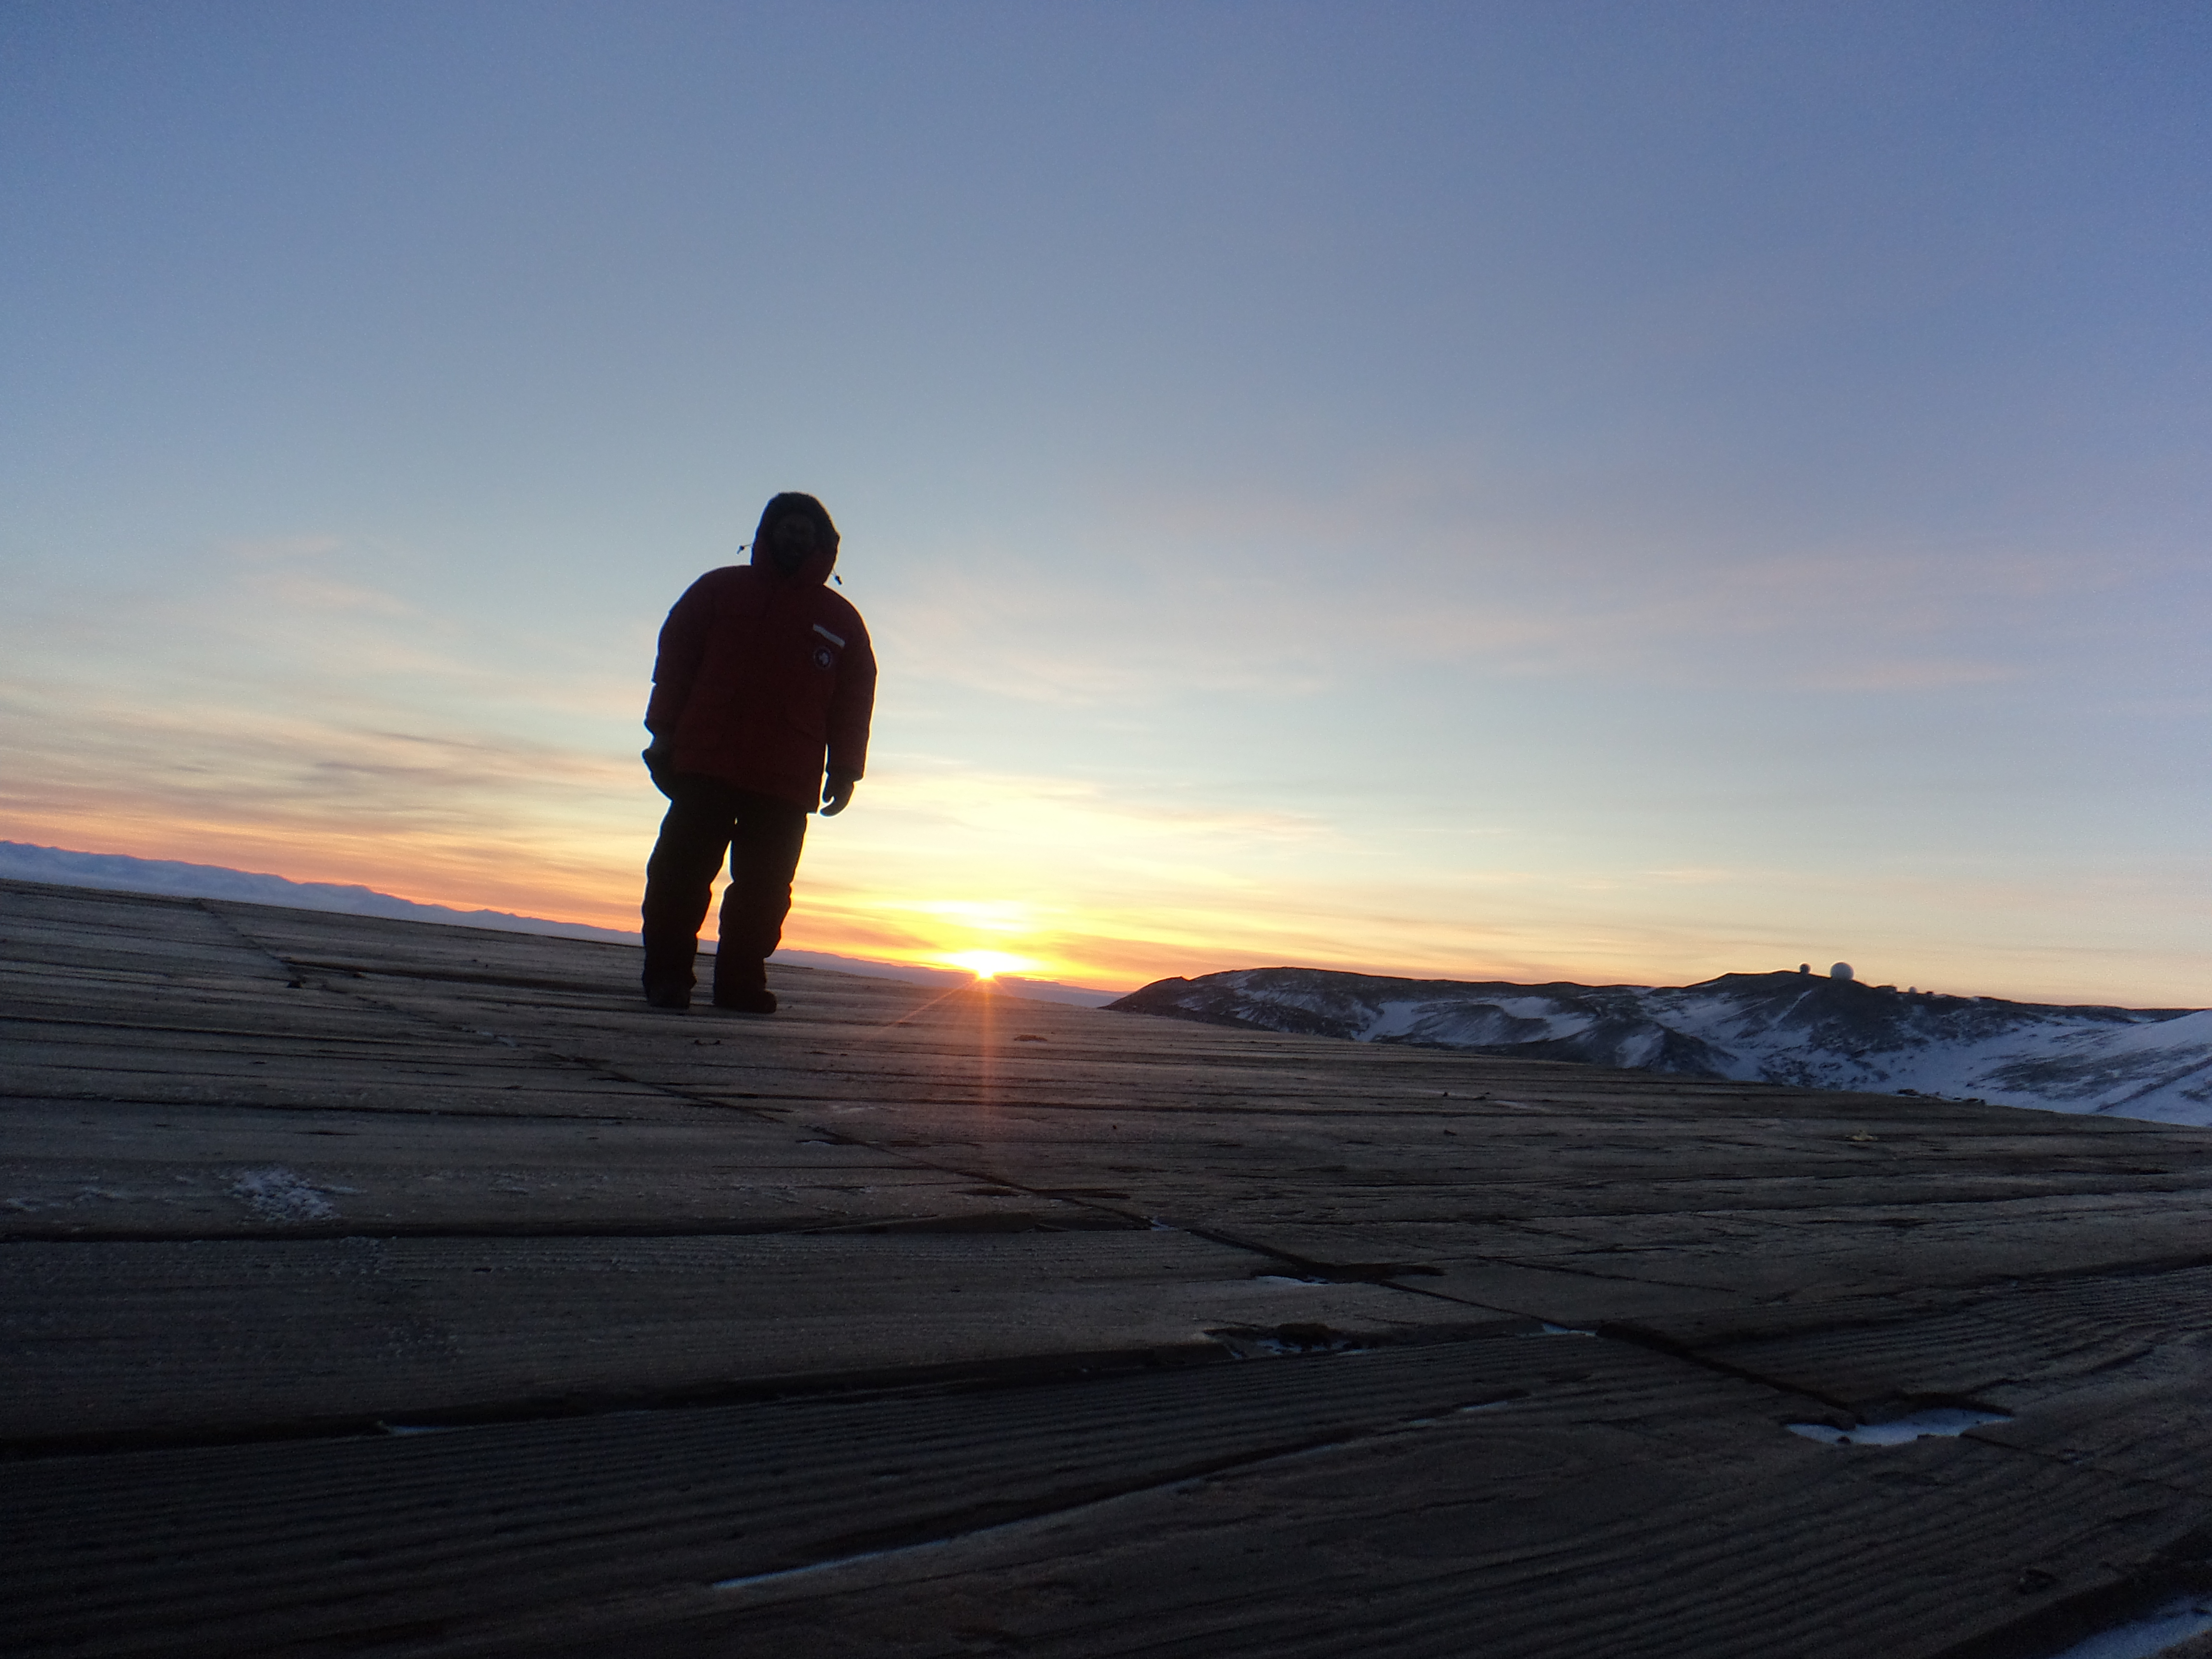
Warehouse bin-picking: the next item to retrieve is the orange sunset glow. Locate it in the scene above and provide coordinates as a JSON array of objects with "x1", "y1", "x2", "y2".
[
  {"x1": 4, "y1": 6, "x2": 2210, "y2": 1012},
  {"x1": 938, "y1": 950, "x2": 1039, "y2": 981}
]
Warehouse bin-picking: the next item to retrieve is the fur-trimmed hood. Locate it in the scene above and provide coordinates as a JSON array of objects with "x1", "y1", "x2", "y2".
[{"x1": 748, "y1": 492, "x2": 841, "y2": 586}]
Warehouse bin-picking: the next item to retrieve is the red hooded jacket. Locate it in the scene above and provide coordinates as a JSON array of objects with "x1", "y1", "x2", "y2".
[{"x1": 645, "y1": 494, "x2": 877, "y2": 810}]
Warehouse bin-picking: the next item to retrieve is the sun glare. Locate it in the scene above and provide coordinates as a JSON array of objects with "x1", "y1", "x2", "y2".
[{"x1": 942, "y1": 950, "x2": 1037, "y2": 981}]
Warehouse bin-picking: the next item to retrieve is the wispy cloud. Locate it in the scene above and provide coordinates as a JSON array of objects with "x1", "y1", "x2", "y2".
[
  {"x1": 870, "y1": 483, "x2": 2142, "y2": 714},
  {"x1": 4, "y1": 469, "x2": 2205, "y2": 1006}
]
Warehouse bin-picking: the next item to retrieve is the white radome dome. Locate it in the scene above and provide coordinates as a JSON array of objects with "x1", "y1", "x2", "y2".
[{"x1": 1829, "y1": 962, "x2": 1854, "y2": 981}]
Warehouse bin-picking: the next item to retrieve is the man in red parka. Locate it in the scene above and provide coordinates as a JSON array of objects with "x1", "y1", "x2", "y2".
[{"x1": 638, "y1": 491, "x2": 876, "y2": 1013}]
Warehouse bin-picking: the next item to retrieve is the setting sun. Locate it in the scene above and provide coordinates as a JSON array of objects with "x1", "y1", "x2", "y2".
[{"x1": 941, "y1": 949, "x2": 1038, "y2": 981}]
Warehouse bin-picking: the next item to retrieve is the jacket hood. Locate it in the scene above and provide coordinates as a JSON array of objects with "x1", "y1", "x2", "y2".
[{"x1": 749, "y1": 492, "x2": 841, "y2": 587}]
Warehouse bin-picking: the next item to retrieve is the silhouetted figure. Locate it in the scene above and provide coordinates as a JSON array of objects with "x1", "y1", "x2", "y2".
[{"x1": 637, "y1": 493, "x2": 876, "y2": 1012}]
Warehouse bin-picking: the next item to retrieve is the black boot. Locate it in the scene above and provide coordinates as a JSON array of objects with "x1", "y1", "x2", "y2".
[
  {"x1": 712, "y1": 955, "x2": 776, "y2": 1015},
  {"x1": 640, "y1": 940, "x2": 698, "y2": 1011}
]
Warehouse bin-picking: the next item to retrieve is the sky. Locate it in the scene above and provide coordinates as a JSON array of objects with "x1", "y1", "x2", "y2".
[{"x1": 2, "y1": 0, "x2": 2209, "y2": 1003}]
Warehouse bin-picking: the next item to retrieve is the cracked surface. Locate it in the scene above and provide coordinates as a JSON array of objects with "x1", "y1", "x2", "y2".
[{"x1": 7, "y1": 877, "x2": 2212, "y2": 1657}]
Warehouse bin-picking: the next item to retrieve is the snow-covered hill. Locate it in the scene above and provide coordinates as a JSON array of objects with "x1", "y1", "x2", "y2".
[{"x1": 1110, "y1": 967, "x2": 2212, "y2": 1126}]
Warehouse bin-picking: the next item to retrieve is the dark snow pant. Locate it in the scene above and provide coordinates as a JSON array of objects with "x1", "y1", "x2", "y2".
[{"x1": 640, "y1": 775, "x2": 809, "y2": 1000}]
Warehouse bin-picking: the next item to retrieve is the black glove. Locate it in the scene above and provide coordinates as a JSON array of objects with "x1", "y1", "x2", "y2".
[{"x1": 642, "y1": 743, "x2": 676, "y2": 800}]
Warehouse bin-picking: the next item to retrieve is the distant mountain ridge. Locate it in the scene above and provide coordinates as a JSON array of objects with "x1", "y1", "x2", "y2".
[
  {"x1": 0, "y1": 841, "x2": 642, "y2": 943},
  {"x1": 0, "y1": 842, "x2": 1114, "y2": 1006},
  {"x1": 1110, "y1": 966, "x2": 2212, "y2": 1126}
]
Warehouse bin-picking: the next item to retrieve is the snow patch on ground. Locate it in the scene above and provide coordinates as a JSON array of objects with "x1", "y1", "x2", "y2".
[
  {"x1": 2048, "y1": 1596, "x2": 2212, "y2": 1659},
  {"x1": 1786, "y1": 1407, "x2": 2009, "y2": 1446},
  {"x1": 228, "y1": 1166, "x2": 343, "y2": 1223}
]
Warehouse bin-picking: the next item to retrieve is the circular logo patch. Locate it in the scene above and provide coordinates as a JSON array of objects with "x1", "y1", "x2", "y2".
[{"x1": 811, "y1": 644, "x2": 836, "y2": 670}]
